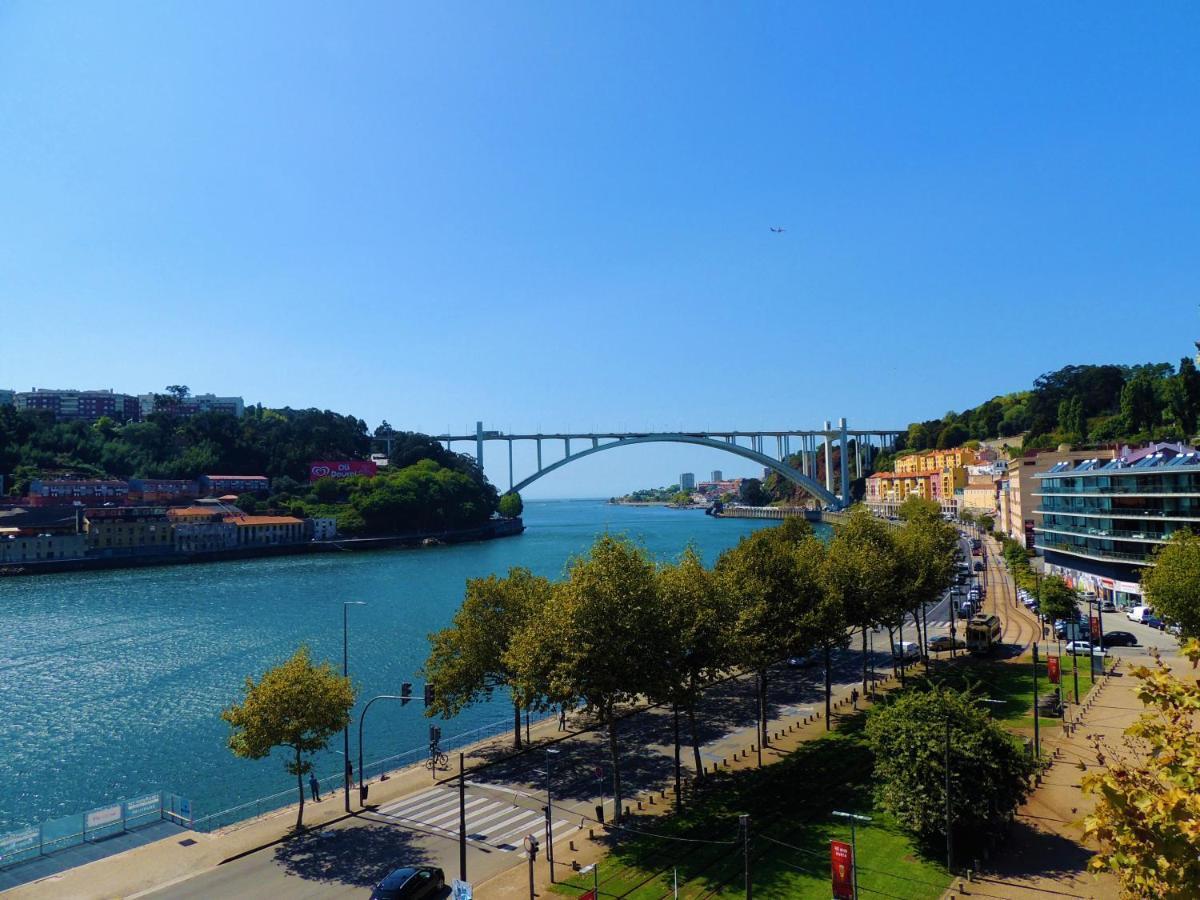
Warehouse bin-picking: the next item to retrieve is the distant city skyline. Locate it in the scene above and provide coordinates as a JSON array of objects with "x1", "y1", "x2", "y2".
[{"x1": 2, "y1": 3, "x2": 1198, "y2": 497}]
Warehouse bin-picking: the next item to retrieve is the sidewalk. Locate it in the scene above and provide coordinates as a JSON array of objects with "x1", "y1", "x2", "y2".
[{"x1": 948, "y1": 657, "x2": 1143, "y2": 899}]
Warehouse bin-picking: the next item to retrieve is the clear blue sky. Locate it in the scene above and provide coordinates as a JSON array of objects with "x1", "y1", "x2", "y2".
[{"x1": 2, "y1": 3, "x2": 1198, "y2": 497}]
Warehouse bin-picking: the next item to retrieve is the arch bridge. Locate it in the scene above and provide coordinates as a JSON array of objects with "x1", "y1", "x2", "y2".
[{"x1": 401, "y1": 421, "x2": 903, "y2": 509}]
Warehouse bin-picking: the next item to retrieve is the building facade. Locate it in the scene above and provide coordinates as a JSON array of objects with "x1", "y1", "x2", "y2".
[
  {"x1": 1003, "y1": 447, "x2": 1115, "y2": 548},
  {"x1": 137, "y1": 393, "x2": 245, "y2": 419},
  {"x1": 711, "y1": 470, "x2": 723, "y2": 482},
  {"x1": 83, "y1": 507, "x2": 173, "y2": 556},
  {"x1": 1033, "y1": 443, "x2": 1198, "y2": 607},
  {"x1": 226, "y1": 515, "x2": 305, "y2": 546},
  {"x1": 15, "y1": 388, "x2": 139, "y2": 423},
  {"x1": 128, "y1": 479, "x2": 199, "y2": 503},
  {"x1": 200, "y1": 475, "x2": 270, "y2": 497},
  {"x1": 28, "y1": 479, "x2": 130, "y2": 506},
  {"x1": 679, "y1": 472, "x2": 696, "y2": 491},
  {"x1": 865, "y1": 470, "x2": 957, "y2": 516},
  {"x1": 0, "y1": 532, "x2": 87, "y2": 564},
  {"x1": 309, "y1": 517, "x2": 338, "y2": 540}
]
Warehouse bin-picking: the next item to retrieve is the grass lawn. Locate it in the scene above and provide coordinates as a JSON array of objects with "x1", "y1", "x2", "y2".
[{"x1": 551, "y1": 717, "x2": 950, "y2": 899}]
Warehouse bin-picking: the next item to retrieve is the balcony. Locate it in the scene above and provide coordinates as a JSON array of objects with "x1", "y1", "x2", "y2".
[
  {"x1": 1033, "y1": 484, "x2": 1200, "y2": 496},
  {"x1": 1033, "y1": 539, "x2": 1154, "y2": 566},
  {"x1": 1035, "y1": 522, "x2": 1171, "y2": 543}
]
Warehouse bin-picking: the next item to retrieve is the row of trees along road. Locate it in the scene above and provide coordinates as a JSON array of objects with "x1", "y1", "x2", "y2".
[{"x1": 422, "y1": 500, "x2": 958, "y2": 824}]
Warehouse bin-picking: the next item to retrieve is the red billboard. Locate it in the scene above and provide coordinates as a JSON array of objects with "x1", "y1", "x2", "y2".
[
  {"x1": 831, "y1": 840, "x2": 853, "y2": 900},
  {"x1": 309, "y1": 460, "x2": 378, "y2": 482},
  {"x1": 1090, "y1": 616, "x2": 1100, "y2": 640}
]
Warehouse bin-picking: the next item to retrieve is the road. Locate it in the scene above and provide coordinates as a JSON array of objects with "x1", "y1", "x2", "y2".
[{"x1": 148, "y1": 643, "x2": 891, "y2": 898}]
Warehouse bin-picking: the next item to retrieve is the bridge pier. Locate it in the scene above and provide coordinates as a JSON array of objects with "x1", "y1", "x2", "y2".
[
  {"x1": 839, "y1": 418, "x2": 850, "y2": 505},
  {"x1": 823, "y1": 421, "x2": 834, "y2": 496}
]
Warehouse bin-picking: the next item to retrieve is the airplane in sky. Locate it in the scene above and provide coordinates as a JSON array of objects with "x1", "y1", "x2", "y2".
[{"x1": 769, "y1": 226, "x2": 785, "y2": 233}]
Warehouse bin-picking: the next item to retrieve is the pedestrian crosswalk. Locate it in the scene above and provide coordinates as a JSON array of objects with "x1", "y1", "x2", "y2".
[{"x1": 374, "y1": 785, "x2": 572, "y2": 852}]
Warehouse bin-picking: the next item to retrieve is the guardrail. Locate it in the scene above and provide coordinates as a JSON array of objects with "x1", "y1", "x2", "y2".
[{"x1": 0, "y1": 791, "x2": 192, "y2": 870}]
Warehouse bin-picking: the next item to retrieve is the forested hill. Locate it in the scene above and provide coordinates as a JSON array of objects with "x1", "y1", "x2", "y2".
[{"x1": 892, "y1": 358, "x2": 1200, "y2": 456}]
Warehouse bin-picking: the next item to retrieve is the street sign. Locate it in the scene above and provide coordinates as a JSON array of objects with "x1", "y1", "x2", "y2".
[
  {"x1": 451, "y1": 879, "x2": 473, "y2": 900},
  {"x1": 831, "y1": 839, "x2": 854, "y2": 900},
  {"x1": 1047, "y1": 656, "x2": 1061, "y2": 685}
]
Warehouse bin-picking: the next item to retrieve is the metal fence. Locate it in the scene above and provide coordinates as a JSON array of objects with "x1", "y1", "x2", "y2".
[{"x1": 0, "y1": 790, "x2": 192, "y2": 870}]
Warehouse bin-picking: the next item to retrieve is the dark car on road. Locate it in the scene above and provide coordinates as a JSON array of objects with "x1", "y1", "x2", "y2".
[
  {"x1": 927, "y1": 635, "x2": 965, "y2": 652},
  {"x1": 973, "y1": 561, "x2": 984, "y2": 571},
  {"x1": 1102, "y1": 631, "x2": 1138, "y2": 647},
  {"x1": 370, "y1": 866, "x2": 445, "y2": 900}
]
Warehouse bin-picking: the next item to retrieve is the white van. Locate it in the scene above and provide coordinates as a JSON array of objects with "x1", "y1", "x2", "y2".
[{"x1": 1126, "y1": 606, "x2": 1155, "y2": 623}]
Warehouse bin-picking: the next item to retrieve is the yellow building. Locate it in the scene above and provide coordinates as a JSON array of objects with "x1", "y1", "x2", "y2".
[
  {"x1": 891, "y1": 447, "x2": 977, "y2": 503},
  {"x1": 84, "y1": 507, "x2": 173, "y2": 556}
]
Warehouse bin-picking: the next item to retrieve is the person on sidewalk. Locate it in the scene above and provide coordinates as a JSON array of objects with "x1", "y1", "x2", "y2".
[
  {"x1": 558, "y1": 705, "x2": 567, "y2": 731},
  {"x1": 309, "y1": 773, "x2": 321, "y2": 802}
]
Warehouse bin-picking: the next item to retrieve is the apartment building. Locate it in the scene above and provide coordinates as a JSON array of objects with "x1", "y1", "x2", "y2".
[{"x1": 15, "y1": 388, "x2": 139, "y2": 423}]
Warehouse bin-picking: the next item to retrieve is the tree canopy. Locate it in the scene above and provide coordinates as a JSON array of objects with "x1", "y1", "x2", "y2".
[
  {"x1": 1141, "y1": 532, "x2": 1200, "y2": 637},
  {"x1": 221, "y1": 646, "x2": 356, "y2": 829}
]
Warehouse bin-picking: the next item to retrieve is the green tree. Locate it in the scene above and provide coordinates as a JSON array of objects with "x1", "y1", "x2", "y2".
[
  {"x1": 670, "y1": 491, "x2": 692, "y2": 506},
  {"x1": 1082, "y1": 640, "x2": 1200, "y2": 898},
  {"x1": 894, "y1": 514, "x2": 958, "y2": 654},
  {"x1": 653, "y1": 547, "x2": 734, "y2": 779},
  {"x1": 1164, "y1": 357, "x2": 1200, "y2": 437},
  {"x1": 935, "y1": 423, "x2": 970, "y2": 449},
  {"x1": 897, "y1": 495, "x2": 941, "y2": 522},
  {"x1": 738, "y1": 478, "x2": 769, "y2": 507},
  {"x1": 423, "y1": 567, "x2": 549, "y2": 749},
  {"x1": 906, "y1": 422, "x2": 932, "y2": 451},
  {"x1": 1120, "y1": 368, "x2": 1163, "y2": 434},
  {"x1": 508, "y1": 536, "x2": 661, "y2": 824},
  {"x1": 822, "y1": 506, "x2": 900, "y2": 694},
  {"x1": 1141, "y1": 532, "x2": 1200, "y2": 637},
  {"x1": 1036, "y1": 576, "x2": 1078, "y2": 625},
  {"x1": 236, "y1": 494, "x2": 259, "y2": 514},
  {"x1": 866, "y1": 688, "x2": 1035, "y2": 856},
  {"x1": 497, "y1": 491, "x2": 524, "y2": 518},
  {"x1": 1057, "y1": 395, "x2": 1087, "y2": 440},
  {"x1": 716, "y1": 518, "x2": 821, "y2": 750},
  {"x1": 313, "y1": 477, "x2": 341, "y2": 504},
  {"x1": 221, "y1": 646, "x2": 355, "y2": 829}
]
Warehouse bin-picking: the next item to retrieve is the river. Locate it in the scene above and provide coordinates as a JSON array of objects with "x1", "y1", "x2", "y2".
[{"x1": 0, "y1": 500, "x2": 827, "y2": 832}]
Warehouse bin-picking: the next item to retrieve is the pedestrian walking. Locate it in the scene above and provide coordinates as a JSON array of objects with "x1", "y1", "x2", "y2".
[
  {"x1": 558, "y1": 705, "x2": 567, "y2": 731},
  {"x1": 309, "y1": 773, "x2": 321, "y2": 802},
  {"x1": 345, "y1": 760, "x2": 353, "y2": 790},
  {"x1": 851, "y1": 688, "x2": 859, "y2": 709}
]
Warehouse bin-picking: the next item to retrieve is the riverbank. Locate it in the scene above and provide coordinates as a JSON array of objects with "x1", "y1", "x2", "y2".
[{"x1": 0, "y1": 516, "x2": 524, "y2": 577}]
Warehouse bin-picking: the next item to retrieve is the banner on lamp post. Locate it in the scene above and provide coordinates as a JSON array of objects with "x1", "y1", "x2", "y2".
[
  {"x1": 1047, "y1": 656, "x2": 1060, "y2": 684},
  {"x1": 1090, "y1": 616, "x2": 1100, "y2": 640},
  {"x1": 831, "y1": 839, "x2": 854, "y2": 900}
]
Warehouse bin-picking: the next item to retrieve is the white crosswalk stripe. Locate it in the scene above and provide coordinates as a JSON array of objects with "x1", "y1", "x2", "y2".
[{"x1": 373, "y1": 785, "x2": 571, "y2": 851}]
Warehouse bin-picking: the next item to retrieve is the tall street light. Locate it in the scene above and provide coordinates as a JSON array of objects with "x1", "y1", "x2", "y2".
[{"x1": 344, "y1": 600, "x2": 366, "y2": 812}]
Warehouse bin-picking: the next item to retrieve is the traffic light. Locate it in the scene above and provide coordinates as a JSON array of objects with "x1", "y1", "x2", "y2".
[
  {"x1": 401, "y1": 682, "x2": 413, "y2": 705},
  {"x1": 424, "y1": 684, "x2": 434, "y2": 708}
]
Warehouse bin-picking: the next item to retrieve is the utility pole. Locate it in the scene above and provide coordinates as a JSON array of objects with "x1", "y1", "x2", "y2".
[
  {"x1": 740, "y1": 814, "x2": 752, "y2": 900},
  {"x1": 673, "y1": 705, "x2": 682, "y2": 808},
  {"x1": 342, "y1": 601, "x2": 365, "y2": 813},
  {"x1": 458, "y1": 753, "x2": 467, "y2": 882},
  {"x1": 945, "y1": 715, "x2": 953, "y2": 873},
  {"x1": 833, "y1": 811, "x2": 871, "y2": 900},
  {"x1": 1032, "y1": 642, "x2": 1041, "y2": 759}
]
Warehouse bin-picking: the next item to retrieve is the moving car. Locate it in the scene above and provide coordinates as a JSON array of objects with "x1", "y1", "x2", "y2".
[
  {"x1": 1102, "y1": 631, "x2": 1138, "y2": 647},
  {"x1": 786, "y1": 652, "x2": 820, "y2": 668},
  {"x1": 973, "y1": 561, "x2": 984, "y2": 571},
  {"x1": 892, "y1": 641, "x2": 921, "y2": 661},
  {"x1": 927, "y1": 635, "x2": 965, "y2": 652},
  {"x1": 370, "y1": 866, "x2": 446, "y2": 900},
  {"x1": 1064, "y1": 640, "x2": 1107, "y2": 656}
]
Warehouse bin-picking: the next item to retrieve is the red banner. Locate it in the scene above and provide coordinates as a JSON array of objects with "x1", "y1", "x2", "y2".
[
  {"x1": 580, "y1": 892, "x2": 596, "y2": 900},
  {"x1": 1090, "y1": 616, "x2": 1100, "y2": 640},
  {"x1": 309, "y1": 460, "x2": 378, "y2": 482},
  {"x1": 831, "y1": 840, "x2": 854, "y2": 900},
  {"x1": 1047, "y1": 655, "x2": 1060, "y2": 684}
]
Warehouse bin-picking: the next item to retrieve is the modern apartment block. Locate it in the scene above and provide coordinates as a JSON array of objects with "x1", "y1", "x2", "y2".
[
  {"x1": 15, "y1": 388, "x2": 139, "y2": 423},
  {"x1": 1033, "y1": 442, "x2": 1197, "y2": 607},
  {"x1": 199, "y1": 475, "x2": 270, "y2": 497},
  {"x1": 1002, "y1": 447, "x2": 1115, "y2": 548},
  {"x1": 136, "y1": 393, "x2": 244, "y2": 419},
  {"x1": 0, "y1": 389, "x2": 13, "y2": 406},
  {"x1": 28, "y1": 479, "x2": 131, "y2": 506},
  {"x1": 679, "y1": 472, "x2": 696, "y2": 490}
]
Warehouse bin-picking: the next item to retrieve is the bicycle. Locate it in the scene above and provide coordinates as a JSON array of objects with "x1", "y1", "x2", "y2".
[{"x1": 426, "y1": 742, "x2": 449, "y2": 771}]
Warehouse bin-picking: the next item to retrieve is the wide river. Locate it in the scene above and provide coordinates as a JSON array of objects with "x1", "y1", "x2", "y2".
[{"x1": 0, "y1": 500, "x2": 826, "y2": 833}]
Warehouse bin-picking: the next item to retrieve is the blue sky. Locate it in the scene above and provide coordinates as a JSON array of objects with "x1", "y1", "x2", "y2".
[{"x1": 2, "y1": 3, "x2": 1198, "y2": 497}]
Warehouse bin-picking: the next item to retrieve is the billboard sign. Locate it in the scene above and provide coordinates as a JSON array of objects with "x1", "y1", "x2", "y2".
[
  {"x1": 309, "y1": 460, "x2": 378, "y2": 482},
  {"x1": 831, "y1": 840, "x2": 854, "y2": 900},
  {"x1": 0, "y1": 827, "x2": 39, "y2": 857},
  {"x1": 86, "y1": 804, "x2": 122, "y2": 830}
]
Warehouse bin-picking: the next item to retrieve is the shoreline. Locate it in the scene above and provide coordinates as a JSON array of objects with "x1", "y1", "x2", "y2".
[{"x1": 0, "y1": 517, "x2": 525, "y2": 577}]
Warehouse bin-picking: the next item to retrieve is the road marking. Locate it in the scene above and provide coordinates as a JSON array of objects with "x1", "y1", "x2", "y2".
[{"x1": 376, "y1": 786, "x2": 446, "y2": 816}]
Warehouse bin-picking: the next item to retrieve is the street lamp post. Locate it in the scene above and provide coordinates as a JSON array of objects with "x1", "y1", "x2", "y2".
[
  {"x1": 545, "y1": 747, "x2": 560, "y2": 883},
  {"x1": 579, "y1": 863, "x2": 599, "y2": 900},
  {"x1": 343, "y1": 600, "x2": 366, "y2": 812},
  {"x1": 832, "y1": 810, "x2": 871, "y2": 900}
]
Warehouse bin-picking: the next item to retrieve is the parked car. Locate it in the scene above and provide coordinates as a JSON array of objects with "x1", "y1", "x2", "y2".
[
  {"x1": 370, "y1": 866, "x2": 446, "y2": 900},
  {"x1": 1167, "y1": 622, "x2": 1182, "y2": 637},
  {"x1": 973, "y1": 561, "x2": 984, "y2": 571},
  {"x1": 1144, "y1": 615, "x2": 1164, "y2": 630},
  {"x1": 892, "y1": 641, "x2": 921, "y2": 661},
  {"x1": 1102, "y1": 631, "x2": 1138, "y2": 647},
  {"x1": 787, "y1": 652, "x2": 820, "y2": 668},
  {"x1": 927, "y1": 635, "x2": 965, "y2": 652},
  {"x1": 1126, "y1": 606, "x2": 1155, "y2": 623},
  {"x1": 1064, "y1": 640, "x2": 1107, "y2": 656},
  {"x1": 1101, "y1": 600, "x2": 1117, "y2": 613}
]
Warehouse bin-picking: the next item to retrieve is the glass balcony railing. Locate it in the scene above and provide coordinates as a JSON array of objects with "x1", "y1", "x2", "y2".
[
  {"x1": 1034, "y1": 483, "x2": 1200, "y2": 495},
  {"x1": 1034, "y1": 539, "x2": 1154, "y2": 565},
  {"x1": 1035, "y1": 522, "x2": 1171, "y2": 542}
]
